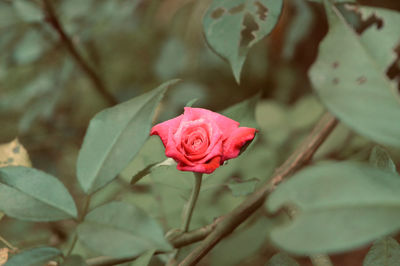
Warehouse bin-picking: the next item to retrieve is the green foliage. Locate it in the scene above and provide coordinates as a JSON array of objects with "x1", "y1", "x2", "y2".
[
  {"x1": 12, "y1": 0, "x2": 44, "y2": 23},
  {"x1": 363, "y1": 237, "x2": 400, "y2": 266},
  {"x1": 0, "y1": 3, "x2": 19, "y2": 29},
  {"x1": 155, "y1": 38, "x2": 187, "y2": 80},
  {"x1": 309, "y1": 4, "x2": 400, "y2": 147},
  {"x1": 130, "y1": 158, "x2": 175, "y2": 185},
  {"x1": 210, "y1": 216, "x2": 274, "y2": 265},
  {"x1": 77, "y1": 201, "x2": 171, "y2": 258},
  {"x1": 267, "y1": 161, "x2": 400, "y2": 255},
  {"x1": 369, "y1": 146, "x2": 397, "y2": 173},
  {"x1": 1, "y1": 0, "x2": 400, "y2": 265},
  {"x1": 13, "y1": 30, "x2": 46, "y2": 65},
  {"x1": 227, "y1": 178, "x2": 259, "y2": 197},
  {"x1": 0, "y1": 166, "x2": 77, "y2": 221},
  {"x1": 77, "y1": 80, "x2": 179, "y2": 194},
  {"x1": 130, "y1": 250, "x2": 155, "y2": 266},
  {"x1": 266, "y1": 253, "x2": 299, "y2": 266},
  {"x1": 61, "y1": 255, "x2": 88, "y2": 266},
  {"x1": 203, "y1": 0, "x2": 283, "y2": 82},
  {"x1": 222, "y1": 92, "x2": 260, "y2": 128},
  {"x1": 5, "y1": 247, "x2": 62, "y2": 266}
]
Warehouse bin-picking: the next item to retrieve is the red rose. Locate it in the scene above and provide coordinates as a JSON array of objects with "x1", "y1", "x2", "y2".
[{"x1": 150, "y1": 107, "x2": 257, "y2": 174}]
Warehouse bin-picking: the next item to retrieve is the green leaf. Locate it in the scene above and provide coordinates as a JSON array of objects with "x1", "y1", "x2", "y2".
[
  {"x1": 155, "y1": 38, "x2": 186, "y2": 80},
  {"x1": 129, "y1": 249, "x2": 155, "y2": 266},
  {"x1": 210, "y1": 216, "x2": 274, "y2": 265},
  {"x1": 185, "y1": 98, "x2": 198, "y2": 107},
  {"x1": 60, "y1": 0, "x2": 93, "y2": 20},
  {"x1": 221, "y1": 93, "x2": 260, "y2": 155},
  {"x1": 222, "y1": 92, "x2": 261, "y2": 128},
  {"x1": 5, "y1": 247, "x2": 62, "y2": 266},
  {"x1": 13, "y1": 0, "x2": 44, "y2": 23},
  {"x1": 289, "y1": 95, "x2": 324, "y2": 130},
  {"x1": 77, "y1": 201, "x2": 171, "y2": 259},
  {"x1": 369, "y1": 146, "x2": 397, "y2": 173},
  {"x1": 363, "y1": 237, "x2": 400, "y2": 266},
  {"x1": 0, "y1": 3, "x2": 19, "y2": 29},
  {"x1": 130, "y1": 158, "x2": 175, "y2": 185},
  {"x1": 267, "y1": 161, "x2": 400, "y2": 255},
  {"x1": 61, "y1": 255, "x2": 88, "y2": 266},
  {"x1": 227, "y1": 178, "x2": 259, "y2": 197},
  {"x1": 0, "y1": 166, "x2": 77, "y2": 221},
  {"x1": 309, "y1": 5, "x2": 400, "y2": 147},
  {"x1": 203, "y1": 0, "x2": 283, "y2": 83},
  {"x1": 77, "y1": 80, "x2": 179, "y2": 194},
  {"x1": 266, "y1": 253, "x2": 299, "y2": 266},
  {"x1": 13, "y1": 30, "x2": 46, "y2": 65},
  {"x1": 0, "y1": 71, "x2": 54, "y2": 112}
]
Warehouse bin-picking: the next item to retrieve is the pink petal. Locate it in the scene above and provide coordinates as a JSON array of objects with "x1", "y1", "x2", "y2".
[
  {"x1": 166, "y1": 145, "x2": 195, "y2": 166},
  {"x1": 194, "y1": 138, "x2": 222, "y2": 164},
  {"x1": 177, "y1": 156, "x2": 221, "y2": 174},
  {"x1": 222, "y1": 127, "x2": 257, "y2": 161},
  {"x1": 184, "y1": 107, "x2": 239, "y2": 136},
  {"x1": 150, "y1": 115, "x2": 183, "y2": 147}
]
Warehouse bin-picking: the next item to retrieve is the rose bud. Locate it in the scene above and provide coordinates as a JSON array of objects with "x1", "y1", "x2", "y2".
[{"x1": 150, "y1": 107, "x2": 257, "y2": 174}]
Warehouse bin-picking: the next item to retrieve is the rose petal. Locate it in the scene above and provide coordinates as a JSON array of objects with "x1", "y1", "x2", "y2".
[
  {"x1": 222, "y1": 127, "x2": 257, "y2": 161},
  {"x1": 184, "y1": 107, "x2": 239, "y2": 137},
  {"x1": 183, "y1": 130, "x2": 208, "y2": 155},
  {"x1": 151, "y1": 107, "x2": 257, "y2": 175},
  {"x1": 177, "y1": 156, "x2": 221, "y2": 174},
  {"x1": 150, "y1": 115, "x2": 183, "y2": 147},
  {"x1": 165, "y1": 138, "x2": 194, "y2": 165},
  {"x1": 186, "y1": 138, "x2": 222, "y2": 163}
]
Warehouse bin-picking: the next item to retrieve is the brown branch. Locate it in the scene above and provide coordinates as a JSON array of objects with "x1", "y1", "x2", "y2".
[
  {"x1": 42, "y1": 0, "x2": 118, "y2": 106},
  {"x1": 85, "y1": 219, "x2": 219, "y2": 265},
  {"x1": 169, "y1": 216, "x2": 222, "y2": 248},
  {"x1": 179, "y1": 112, "x2": 338, "y2": 266}
]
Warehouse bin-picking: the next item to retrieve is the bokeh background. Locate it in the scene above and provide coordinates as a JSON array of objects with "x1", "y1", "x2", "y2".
[{"x1": 1, "y1": 0, "x2": 400, "y2": 265}]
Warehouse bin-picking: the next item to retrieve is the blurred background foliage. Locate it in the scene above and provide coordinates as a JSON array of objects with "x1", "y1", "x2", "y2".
[{"x1": 0, "y1": 0, "x2": 400, "y2": 265}]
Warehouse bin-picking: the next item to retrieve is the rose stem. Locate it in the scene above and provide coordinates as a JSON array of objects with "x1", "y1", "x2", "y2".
[
  {"x1": 169, "y1": 172, "x2": 203, "y2": 264},
  {"x1": 182, "y1": 172, "x2": 203, "y2": 232}
]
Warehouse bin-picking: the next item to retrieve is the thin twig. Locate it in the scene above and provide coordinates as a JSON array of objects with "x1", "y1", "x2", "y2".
[
  {"x1": 179, "y1": 112, "x2": 338, "y2": 266},
  {"x1": 42, "y1": 0, "x2": 118, "y2": 106},
  {"x1": 168, "y1": 217, "x2": 221, "y2": 248}
]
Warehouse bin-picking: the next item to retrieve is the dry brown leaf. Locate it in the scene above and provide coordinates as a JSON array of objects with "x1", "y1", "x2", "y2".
[
  {"x1": 0, "y1": 248, "x2": 8, "y2": 266},
  {"x1": 0, "y1": 138, "x2": 32, "y2": 168}
]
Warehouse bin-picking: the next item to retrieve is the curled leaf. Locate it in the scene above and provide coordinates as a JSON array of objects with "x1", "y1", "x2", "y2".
[{"x1": 0, "y1": 139, "x2": 31, "y2": 168}]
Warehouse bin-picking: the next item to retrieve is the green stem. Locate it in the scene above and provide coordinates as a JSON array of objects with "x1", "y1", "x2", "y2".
[
  {"x1": 66, "y1": 233, "x2": 78, "y2": 257},
  {"x1": 181, "y1": 173, "x2": 203, "y2": 232},
  {"x1": 169, "y1": 173, "x2": 203, "y2": 265},
  {"x1": 0, "y1": 235, "x2": 17, "y2": 251},
  {"x1": 80, "y1": 194, "x2": 93, "y2": 222},
  {"x1": 66, "y1": 194, "x2": 92, "y2": 256}
]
